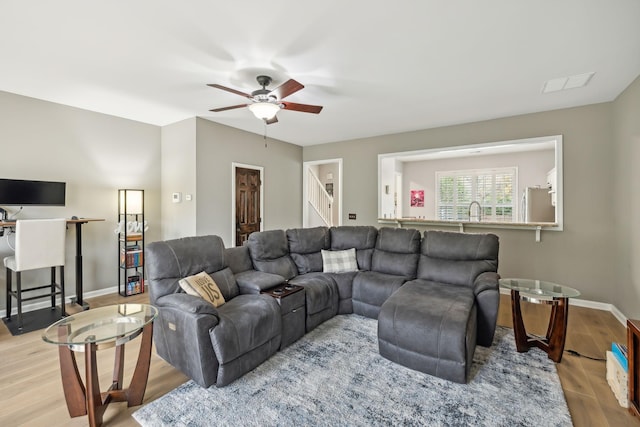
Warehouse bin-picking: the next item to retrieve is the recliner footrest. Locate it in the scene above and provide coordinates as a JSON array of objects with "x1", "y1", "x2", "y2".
[{"x1": 378, "y1": 281, "x2": 477, "y2": 383}]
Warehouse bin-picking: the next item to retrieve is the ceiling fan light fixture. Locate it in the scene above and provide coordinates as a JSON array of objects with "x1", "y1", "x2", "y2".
[{"x1": 248, "y1": 102, "x2": 280, "y2": 120}]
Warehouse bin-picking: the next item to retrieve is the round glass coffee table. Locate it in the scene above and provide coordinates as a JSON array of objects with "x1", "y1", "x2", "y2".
[
  {"x1": 499, "y1": 278, "x2": 580, "y2": 363},
  {"x1": 42, "y1": 304, "x2": 157, "y2": 427}
]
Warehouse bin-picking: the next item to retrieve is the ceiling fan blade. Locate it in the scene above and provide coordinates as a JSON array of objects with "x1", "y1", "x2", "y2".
[
  {"x1": 266, "y1": 116, "x2": 279, "y2": 125},
  {"x1": 209, "y1": 104, "x2": 249, "y2": 112},
  {"x1": 281, "y1": 102, "x2": 323, "y2": 114},
  {"x1": 207, "y1": 84, "x2": 252, "y2": 99},
  {"x1": 271, "y1": 79, "x2": 304, "y2": 100}
]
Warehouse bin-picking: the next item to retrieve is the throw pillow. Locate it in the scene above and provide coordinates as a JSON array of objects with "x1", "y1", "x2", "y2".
[
  {"x1": 322, "y1": 248, "x2": 358, "y2": 273},
  {"x1": 179, "y1": 271, "x2": 226, "y2": 307}
]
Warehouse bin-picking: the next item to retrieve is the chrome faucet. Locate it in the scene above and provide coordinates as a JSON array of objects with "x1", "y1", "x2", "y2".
[{"x1": 468, "y1": 201, "x2": 482, "y2": 222}]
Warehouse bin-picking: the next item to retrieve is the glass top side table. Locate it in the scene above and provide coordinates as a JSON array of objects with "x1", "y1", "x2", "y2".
[
  {"x1": 42, "y1": 304, "x2": 157, "y2": 427},
  {"x1": 499, "y1": 278, "x2": 580, "y2": 363}
]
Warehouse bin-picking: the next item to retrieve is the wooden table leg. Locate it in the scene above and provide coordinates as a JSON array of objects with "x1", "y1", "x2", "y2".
[
  {"x1": 510, "y1": 291, "x2": 569, "y2": 363},
  {"x1": 85, "y1": 341, "x2": 107, "y2": 427},
  {"x1": 510, "y1": 290, "x2": 530, "y2": 352},
  {"x1": 56, "y1": 321, "x2": 154, "y2": 426},
  {"x1": 58, "y1": 344, "x2": 87, "y2": 417},
  {"x1": 126, "y1": 322, "x2": 153, "y2": 406},
  {"x1": 546, "y1": 297, "x2": 568, "y2": 362},
  {"x1": 113, "y1": 342, "x2": 125, "y2": 390},
  {"x1": 57, "y1": 325, "x2": 87, "y2": 417}
]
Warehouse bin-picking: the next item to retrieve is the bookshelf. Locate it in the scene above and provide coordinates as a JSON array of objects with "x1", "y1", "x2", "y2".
[{"x1": 118, "y1": 189, "x2": 145, "y2": 297}]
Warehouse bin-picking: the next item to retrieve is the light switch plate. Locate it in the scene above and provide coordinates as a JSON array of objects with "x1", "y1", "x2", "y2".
[{"x1": 172, "y1": 192, "x2": 181, "y2": 203}]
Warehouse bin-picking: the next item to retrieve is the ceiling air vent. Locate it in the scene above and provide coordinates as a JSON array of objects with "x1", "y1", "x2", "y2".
[{"x1": 542, "y1": 72, "x2": 595, "y2": 93}]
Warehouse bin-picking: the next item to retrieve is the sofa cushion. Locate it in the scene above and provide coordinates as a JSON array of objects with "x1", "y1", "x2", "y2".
[
  {"x1": 352, "y1": 271, "x2": 406, "y2": 318},
  {"x1": 209, "y1": 293, "x2": 282, "y2": 387},
  {"x1": 286, "y1": 227, "x2": 330, "y2": 274},
  {"x1": 378, "y1": 281, "x2": 477, "y2": 383},
  {"x1": 321, "y1": 248, "x2": 358, "y2": 273},
  {"x1": 179, "y1": 271, "x2": 226, "y2": 307},
  {"x1": 224, "y1": 246, "x2": 254, "y2": 274},
  {"x1": 288, "y1": 274, "x2": 339, "y2": 331},
  {"x1": 247, "y1": 230, "x2": 299, "y2": 280},
  {"x1": 146, "y1": 235, "x2": 240, "y2": 304},
  {"x1": 417, "y1": 231, "x2": 499, "y2": 287},
  {"x1": 329, "y1": 226, "x2": 377, "y2": 271},
  {"x1": 371, "y1": 227, "x2": 421, "y2": 278}
]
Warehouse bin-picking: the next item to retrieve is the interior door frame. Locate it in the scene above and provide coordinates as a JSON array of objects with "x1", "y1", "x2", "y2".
[
  {"x1": 302, "y1": 158, "x2": 343, "y2": 227},
  {"x1": 231, "y1": 162, "x2": 264, "y2": 247}
]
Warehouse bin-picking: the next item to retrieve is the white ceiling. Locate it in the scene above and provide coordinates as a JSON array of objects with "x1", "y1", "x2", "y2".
[{"x1": 1, "y1": 1, "x2": 639, "y2": 146}]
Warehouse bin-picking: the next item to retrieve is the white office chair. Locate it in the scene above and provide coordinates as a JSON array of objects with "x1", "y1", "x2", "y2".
[{"x1": 4, "y1": 219, "x2": 67, "y2": 331}]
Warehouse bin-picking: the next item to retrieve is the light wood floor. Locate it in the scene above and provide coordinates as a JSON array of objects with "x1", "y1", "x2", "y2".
[{"x1": 1, "y1": 293, "x2": 639, "y2": 426}]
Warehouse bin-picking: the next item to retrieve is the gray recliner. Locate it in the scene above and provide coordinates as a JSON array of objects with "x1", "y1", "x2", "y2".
[
  {"x1": 248, "y1": 229, "x2": 339, "y2": 332},
  {"x1": 145, "y1": 235, "x2": 282, "y2": 387},
  {"x1": 352, "y1": 227, "x2": 421, "y2": 318},
  {"x1": 378, "y1": 230, "x2": 499, "y2": 383},
  {"x1": 327, "y1": 226, "x2": 378, "y2": 314},
  {"x1": 415, "y1": 230, "x2": 500, "y2": 347}
]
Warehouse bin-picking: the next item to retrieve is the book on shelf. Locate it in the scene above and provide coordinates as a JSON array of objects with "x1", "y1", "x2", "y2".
[
  {"x1": 612, "y1": 342, "x2": 628, "y2": 372},
  {"x1": 120, "y1": 233, "x2": 143, "y2": 242},
  {"x1": 126, "y1": 274, "x2": 144, "y2": 296},
  {"x1": 120, "y1": 246, "x2": 143, "y2": 268}
]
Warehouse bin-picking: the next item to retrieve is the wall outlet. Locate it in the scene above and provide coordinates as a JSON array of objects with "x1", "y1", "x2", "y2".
[
  {"x1": 172, "y1": 192, "x2": 181, "y2": 203},
  {"x1": 348, "y1": 213, "x2": 356, "y2": 220}
]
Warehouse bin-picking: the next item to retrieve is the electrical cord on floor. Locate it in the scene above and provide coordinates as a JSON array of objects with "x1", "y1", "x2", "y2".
[{"x1": 565, "y1": 349, "x2": 606, "y2": 361}]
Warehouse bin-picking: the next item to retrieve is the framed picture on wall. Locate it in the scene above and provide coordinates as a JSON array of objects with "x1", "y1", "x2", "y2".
[
  {"x1": 410, "y1": 190, "x2": 424, "y2": 207},
  {"x1": 326, "y1": 183, "x2": 334, "y2": 196}
]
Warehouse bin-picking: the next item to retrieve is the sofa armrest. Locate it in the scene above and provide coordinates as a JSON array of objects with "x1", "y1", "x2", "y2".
[
  {"x1": 472, "y1": 271, "x2": 500, "y2": 347},
  {"x1": 156, "y1": 293, "x2": 220, "y2": 318},
  {"x1": 473, "y1": 271, "x2": 499, "y2": 296},
  {"x1": 235, "y1": 270, "x2": 286, "y2": 294},
  {"x1": 153, "y1": 293, "x2": 222, "y2": 387}
]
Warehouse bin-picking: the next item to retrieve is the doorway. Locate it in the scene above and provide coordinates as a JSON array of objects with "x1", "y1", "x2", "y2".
[
  {"x1": 232, "y1": 163, "x2": 264, "y2": 247},
  {"x1": 303, "y1": 159, "x2": 343, "y2": 228}
]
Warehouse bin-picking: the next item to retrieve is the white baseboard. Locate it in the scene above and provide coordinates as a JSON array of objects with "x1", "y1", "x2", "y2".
[
  {"x1": 499, "y1": 288, "x2": 627, "y2": 326},
  {"x1": 0, "y1": 286, "x2": 118, "y2": 318}
]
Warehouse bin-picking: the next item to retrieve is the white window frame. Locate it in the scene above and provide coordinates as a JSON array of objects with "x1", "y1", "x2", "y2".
[{"x1": 435, "y1": 166, "x2": 518, "y2": 222}]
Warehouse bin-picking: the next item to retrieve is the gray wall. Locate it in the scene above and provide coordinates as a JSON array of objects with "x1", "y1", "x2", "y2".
[
  {"x1": 304, "y1": 102, "x2": 618, "y2": 308},
  {"x1": 194, "y1": 118, "x2": 302, "y2": 247},
  {"x1": 613, "y1": 74, "x2": 640, "y2": 318},
  {"x1": 0, "y1": 90, "x2": 160, "y2": 309},
  {"x1": 161, "y1": 117, "x2": 197, "y2": 240}
]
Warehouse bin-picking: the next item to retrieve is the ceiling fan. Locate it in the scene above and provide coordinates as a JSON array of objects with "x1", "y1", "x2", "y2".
[{"x1": 208, "y1": 75, "x2": 323, "y2": 124}]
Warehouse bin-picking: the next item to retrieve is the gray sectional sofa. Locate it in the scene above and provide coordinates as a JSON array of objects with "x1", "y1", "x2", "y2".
[{"x1": 145, "y1": 226, "x2": 499, "y2": 388}]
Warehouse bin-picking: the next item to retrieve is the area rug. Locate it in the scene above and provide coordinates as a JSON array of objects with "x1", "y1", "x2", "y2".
[{"x1": 134, "y1": 315, "x2": 572, "y2": 426}]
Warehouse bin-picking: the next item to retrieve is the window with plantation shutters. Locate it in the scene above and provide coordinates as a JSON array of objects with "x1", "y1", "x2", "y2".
[{"x1": 436, "y1": 167, "x2": 517, "y2": 222}]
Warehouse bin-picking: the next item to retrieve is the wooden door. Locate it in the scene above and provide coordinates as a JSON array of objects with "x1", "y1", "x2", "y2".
[{"x1": 235, "y1": 167, "x2": 261, "y2": 246}]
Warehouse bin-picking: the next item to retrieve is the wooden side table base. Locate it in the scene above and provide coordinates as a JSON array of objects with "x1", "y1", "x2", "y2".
[
  {"x1": 511, "y1": 290, "x2": 569, "y2": 363},
  {"x1": 57, "y1": 322, "x2": 153, "y2": 427}
]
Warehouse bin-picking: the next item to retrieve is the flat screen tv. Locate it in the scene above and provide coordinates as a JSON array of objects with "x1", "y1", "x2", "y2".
[{"x1": 0, "y1": 178, "x2": 66, "y2": 206}]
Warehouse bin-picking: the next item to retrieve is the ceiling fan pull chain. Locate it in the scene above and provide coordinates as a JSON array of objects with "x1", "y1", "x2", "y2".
[{"x1": 263, "y1": 121, "x2": 268, "y2": 148}]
